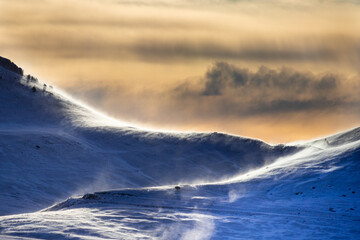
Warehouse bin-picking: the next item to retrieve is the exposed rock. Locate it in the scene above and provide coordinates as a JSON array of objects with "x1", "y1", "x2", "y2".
[
  {"x1": 82, "y1": 193, "x2": 100, "y2": 200},
  {"x1": 0, "y1": 56, "x2": 23, "y2": 75}
]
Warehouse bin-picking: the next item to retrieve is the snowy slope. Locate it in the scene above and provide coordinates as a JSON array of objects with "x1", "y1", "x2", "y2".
[{"x1": 0, "y1": 57, "x2": 359, "y2": 239}]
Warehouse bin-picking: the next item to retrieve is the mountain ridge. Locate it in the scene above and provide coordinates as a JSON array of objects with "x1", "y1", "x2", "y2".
[
  {"x1": 0, "y1": 57, "x2": 359, "y2": 239},
  {"x1": 0, "y1": 57, "x2": 298, "y2": 215}
]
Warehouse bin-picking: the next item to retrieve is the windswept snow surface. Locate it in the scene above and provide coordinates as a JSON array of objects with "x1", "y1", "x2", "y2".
[{"x1": 0, "y1": 61, "x2": 359, "y2": 239}]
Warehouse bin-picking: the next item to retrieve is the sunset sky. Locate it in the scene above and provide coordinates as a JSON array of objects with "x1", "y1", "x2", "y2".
[{"x1": 0, "y1": 0, "x2": 359, "y2": 142}]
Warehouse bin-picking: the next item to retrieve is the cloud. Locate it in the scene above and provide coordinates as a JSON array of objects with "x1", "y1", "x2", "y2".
[
  {"x1": 1, "y1": 0, "x2": 359, "y2": 68},
  {"x1": 170, "y1": 62, "x2": 358, "y2": 117},
  {"x1": 130, "y1": 38, "x2": 360, "y2": 64},
  {"x1": 201, "y1": 62, "x2": 339, "y2": 97}
]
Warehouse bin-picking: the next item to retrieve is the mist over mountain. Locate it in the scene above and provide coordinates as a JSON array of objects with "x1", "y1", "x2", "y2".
[{"x1": 0, "y1": 57, "x2": 359, "y2": 239}]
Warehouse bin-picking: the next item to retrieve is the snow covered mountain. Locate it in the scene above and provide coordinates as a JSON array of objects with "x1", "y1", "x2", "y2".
[{"x1": 0, "y1": 57, "x2": 359, "y2": 239}]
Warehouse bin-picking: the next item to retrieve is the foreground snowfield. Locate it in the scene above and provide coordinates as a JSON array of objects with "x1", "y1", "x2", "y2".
[{"x1": 0, "y1": 59, "x2": 359, "y2": 239}]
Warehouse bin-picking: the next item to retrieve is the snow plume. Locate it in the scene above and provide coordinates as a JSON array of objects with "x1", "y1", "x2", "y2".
[
  {"x1": 156, "y1": 213, "x2": 215, "y2": 240},
  {"x1": 73, "y1": 169, "x2": 113, "y2": 196},
  {"x1": 180, "y1": 215, "x2": 215, "y2": 240},
  {"x1": 227, "y1": 189, "x2": 243, "y2": 203}
]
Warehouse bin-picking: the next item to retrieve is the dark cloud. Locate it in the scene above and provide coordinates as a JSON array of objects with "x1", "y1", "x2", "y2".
[
  {"x1": 203, "y1": 62, "x2": 249, "y2": 95},
  {"x1": 131, "y1": 40, "x2": 347, "y2": 63},
  {"x1": 173, "y1": 62, "x2": 359, "y2": 117},
  {"x1": 3, "y1": 34, "x2": 349, "y2": 63},
  {"x1": 201, "y1": 62, "x2": 339, "y2": 96}
]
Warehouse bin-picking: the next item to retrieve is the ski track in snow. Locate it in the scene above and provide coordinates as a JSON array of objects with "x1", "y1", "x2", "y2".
[{"x1": 0, "y1": 63, "x2": 360, "y2": 239}]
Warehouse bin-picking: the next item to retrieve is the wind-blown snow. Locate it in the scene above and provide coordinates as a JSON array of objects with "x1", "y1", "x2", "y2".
[{"x1": 0, "y1": 61, "x2": 359, "y2": 239}]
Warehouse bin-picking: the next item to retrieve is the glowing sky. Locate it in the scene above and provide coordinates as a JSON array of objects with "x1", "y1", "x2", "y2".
[{"x1": 0, "y1": 0, "x2": 359, "y2": 142}]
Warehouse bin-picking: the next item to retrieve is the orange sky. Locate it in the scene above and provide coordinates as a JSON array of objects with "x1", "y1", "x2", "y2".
[{"x1": 0, "y1": 0, "x2": 359, "y2": 143}]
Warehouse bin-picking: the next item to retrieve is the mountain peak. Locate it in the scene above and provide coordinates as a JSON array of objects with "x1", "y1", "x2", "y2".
[
  {"x1": 0, "y1": 57, "x2": 75, "y2": 127},
  {"x1": 0, "y1": 56, "x2": 23, "y2": 76},
  {"x1": 0, "y1": 56, "x2": 129, "y2": 129}
]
